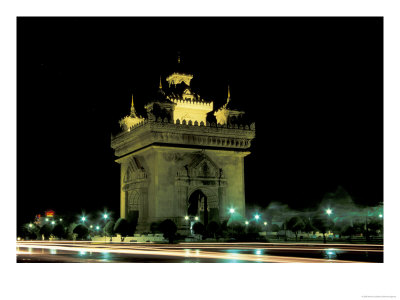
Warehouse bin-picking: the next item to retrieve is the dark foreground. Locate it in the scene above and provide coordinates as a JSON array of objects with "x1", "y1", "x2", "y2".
[{"x1": 16, "y1": 241, "x2": 383, "y2": 263}]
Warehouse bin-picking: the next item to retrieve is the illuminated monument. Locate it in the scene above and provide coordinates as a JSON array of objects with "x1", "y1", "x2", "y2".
[{"x1": 111, "y1": 60, "x2": 255, "y2": 232}]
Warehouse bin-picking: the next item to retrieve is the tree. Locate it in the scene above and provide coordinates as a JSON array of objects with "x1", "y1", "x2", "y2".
[
  {"x1": 150, "y1": 222, "x2": 161, "y2": 234},
  {"x1": 192, "y1": 222, "x2": 205, "y2": 236},
  {"x1": 22, "y1": 224, "x2": 40, "y2": 240},
  {"x1": 159, "y1": 219, "x2": 177, "y2": 243},
  {"x1": 302, "y1": 218, "x2": 314, "y2": 234},
  {"x1": 39, "y1": 224, "x2": 52, "y2": 240},
  {"x1": 287, "y1": 217, "x2": 305, "y2": 241},
  {"x1": 227, "y1": 221, "x2": 246, "y2": 240},
  {"x1": 114, "y1": 218, "x2": 135, "y2": 241},
  {"x1": 343, "y1": 225, "x2": 356, "y2": 240},
  {"x1": 246, "y1": 221, "x2": 262, "y2": 241},
  {"x1": 73, "y1": 224, "x2": 89, "y2": 240},
  {"x1": 311, "y1": 216, "x2": 333, "y2": 243},
  {"x1": 270, "y1": 224, "x2": 281, "y2": 232},
  {"x1": 206, "y1": 221, "x2": 220, "y2": 239},
  {"x1": 104, "y1": 220, "x2": 115, "y2": 238},
  {"x1": 52, "y1": 224, "x2": 66, "y2": 239},
  {"x1": 367, "y1": 219, "x2": 383, "y2": 237}
]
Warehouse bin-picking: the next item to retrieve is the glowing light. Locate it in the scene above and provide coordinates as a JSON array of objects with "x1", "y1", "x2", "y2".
[
  {"x1": 59, "y1": 218, "x2": 63, "y2": 221},
  {"x1": 195, "y1": 216, "x2": 199, "y2": 221},
  {"x1": 17, "y1": 237, "x2": 21, "y2": 241},
  {"x1": 379, "y1": 214, "x2": 383, "y2": 218},
  {"x1": 16, "y1": 242, "x2": 370, "y2": 263},
  {"x1": 51, "y1": 221, "x2": 55, "y2": 225},
  {"x1": 81, "y1": 217, "x2": 86, "y2": 221},
  {"x1": 263, "y1": 222, "x2": 267, "y2": 226},
  {"x1": 90, "y1": 225, "x2": 93, "y2": 228},
  {"x1": 29, "y1": 224, "x2": 33, "y2": 228},
  {"x1": 184, "y1": 216, "x2": 189, "y2": 220},
  {"x1": 103, "y1": 214, "x2": 108, "y2": 219},
  {"x1": 96, "y1": 226, "x2": 100, "y2": 230},
  {"x1": 245, "y1": 221, "x2": 249, "y2": 225},
  {"x1": 45, "y1": 218, "x2": 49, "y2": 222},
  {"x1": 326, "y1": 209, "x2": 332, "y2": 215},
  {"x1": 229, "y1": 208, "x2": 235, "y2": 214},
  {"x1": 255, "y1": 214, "x2": 260, "y2": 220}
]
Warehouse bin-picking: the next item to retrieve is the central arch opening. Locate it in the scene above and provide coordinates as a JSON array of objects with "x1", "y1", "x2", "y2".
[
  {"x1": 188, "y1": 189, "x2": 208, "y2": 226},
  {"x1": 187, "y1": 188, "x2": 220, "y2": 226}
]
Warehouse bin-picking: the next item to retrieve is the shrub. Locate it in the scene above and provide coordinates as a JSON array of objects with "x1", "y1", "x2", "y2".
[
  {"x1": 159, "y1": 219, "x2": 177, "y2": 243},
  {"x1": 192, "y1": 222, "x2": 205, "y2": 236},
  {"x1": 52, "y1": 224, "x2": 66, "y2": 239},
  {"x1": 73, "y1": 224, "x2": 89, "y2": 240}
]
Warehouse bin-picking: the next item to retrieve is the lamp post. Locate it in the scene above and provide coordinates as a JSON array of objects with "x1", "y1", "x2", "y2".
[
  {"x1": 103, "y1": 214, "x2": 108, "y2": 243},
  {"x1": 325, "y1": 209, "x2": 333, "y2": 241},
  {"x1": 184, "y1": 216, "x2": 190, "y2": 234}
]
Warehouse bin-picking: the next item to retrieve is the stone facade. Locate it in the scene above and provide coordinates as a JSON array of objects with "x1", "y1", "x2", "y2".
[{"x1": 111, "y1": 62, "x2": 255, "y2": 232}]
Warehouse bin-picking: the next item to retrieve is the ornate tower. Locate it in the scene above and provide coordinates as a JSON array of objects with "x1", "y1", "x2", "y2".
[{"x1": 111, "y1": 62, "x2": 255, "y2": 232}]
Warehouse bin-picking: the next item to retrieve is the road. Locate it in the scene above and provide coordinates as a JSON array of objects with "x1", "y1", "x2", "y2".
[{"x1": 16, "y1": 241, "x2": 383, "y2": 263}]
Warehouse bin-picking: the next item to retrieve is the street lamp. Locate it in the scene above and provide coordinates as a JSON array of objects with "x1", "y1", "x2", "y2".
[
  {"x1": 326, "y1": 209, "x2": 332, "y2": 216},
  {"x1": 195, "y1": 216, "x2": 199, "y2": 221},
  {"x1": 245, "y1": 221, "x2": 249, "y2": 225},
  {"x1": 229, "y1": 208, "x2": 235, "y2": 214},
  {"x1": 255, "y1": 214, "x2": 260, "y2": 220},
  {"x1": 379, "y1": 214, "x2": 383, "y2": 218},
  {"x1": 263, "y1": 221, "x2": 267, "y2": 226},
  {"x1": 96, "y1": 225, "x2": 100, "y2": 230},
  {"x1": 103, "y1": 214, "x2": 109, "y2": 243},
  {"x1": 29, "y1": 223, "x2": 33, "y2": 228},
  {"x1": 59, "y1": 218, "x2": 63, "y2": 222},
  {"x1": 51, "y1": 221, "x2": 55, "y2": 225},
  {"x1": 81, "y1": 216, "x2": 86, "y2": 222}
]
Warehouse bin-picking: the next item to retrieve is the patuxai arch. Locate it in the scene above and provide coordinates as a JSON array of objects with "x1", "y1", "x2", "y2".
[{"x1": 111, "y1": 58, "x2": 255, "y2": 233}]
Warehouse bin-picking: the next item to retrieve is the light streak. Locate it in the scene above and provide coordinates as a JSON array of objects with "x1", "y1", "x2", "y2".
[{"x1": 16, "y1": 242, "x2": 368, "y2": 263}]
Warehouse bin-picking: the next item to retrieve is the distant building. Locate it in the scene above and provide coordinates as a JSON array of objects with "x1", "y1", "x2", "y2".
[{"x1": 111, "y1": 57, "x2": 255, "y2": 232}]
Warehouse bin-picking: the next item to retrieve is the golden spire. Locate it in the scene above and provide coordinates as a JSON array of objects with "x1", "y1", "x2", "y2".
[
  {"x1": 227, "y1": 85, "x2": 231, "y2": 103},
  {"x1": 130, "y1": 94, "x2": 137, "y2": 117},
  {"x1": 159, "y1": 76, "x2": 162, "y2": 89}
]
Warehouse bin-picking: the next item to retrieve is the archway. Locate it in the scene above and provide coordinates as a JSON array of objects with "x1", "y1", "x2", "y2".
[{"x1": 188, "y1": 189, "x2": 219, "y2": 226}]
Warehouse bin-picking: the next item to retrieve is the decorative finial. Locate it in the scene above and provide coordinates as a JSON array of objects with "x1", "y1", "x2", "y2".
[
  {"x1": 178, "y1": 55, "x2": 180, "y2": 64},
  {"x1": 130, "y1": 94, "x2": 137, "y2": 117},
  {"x1": 227, "y1": 85, "x2": 231, "y2": 102},
  {"x1": 159, "y1": 76, "x2": 162, "y2": 89}
]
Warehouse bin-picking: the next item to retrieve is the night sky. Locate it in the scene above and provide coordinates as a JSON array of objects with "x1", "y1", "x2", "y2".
[{"x1": 17, "y1": 17, "x2": 383, "y2": 226}]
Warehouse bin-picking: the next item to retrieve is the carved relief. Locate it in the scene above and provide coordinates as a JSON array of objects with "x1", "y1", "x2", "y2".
[
  {"x1": 128, "y1": 190, "x2": 140, "y2": 212},
  {"x1": 123, "y1": 157, "x2": 148, "y2": 184},
  {"x1": 163, "y1": 152, "x2": 183, "y2": 162}
]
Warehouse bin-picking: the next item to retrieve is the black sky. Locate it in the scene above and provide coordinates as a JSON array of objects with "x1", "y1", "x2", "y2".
[{"x1": 17, "y1": 17, "x2": 383, "y2": 226}]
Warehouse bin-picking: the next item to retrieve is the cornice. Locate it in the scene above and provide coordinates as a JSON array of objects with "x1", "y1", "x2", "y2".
[{"x1": 111, "y1": 119, "x2": 256, "y2": 157}]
